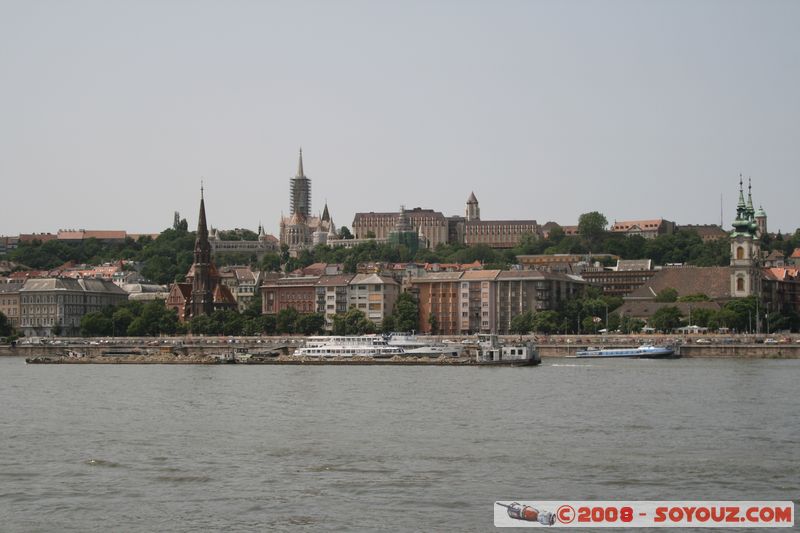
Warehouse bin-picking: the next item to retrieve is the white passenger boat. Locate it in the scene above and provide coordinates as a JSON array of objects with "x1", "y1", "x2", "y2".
[
  {"x1": 293, "y1": 336, "x2": 405, "y2": 358},
  {"x1": 386, "y1": 333, "x2": 463, "y2": 357},
  {"x1": 575, "y1": 344, "x2": 677, "y2": 358}
]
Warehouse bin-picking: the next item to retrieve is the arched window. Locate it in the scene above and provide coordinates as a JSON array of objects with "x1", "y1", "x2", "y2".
[
  {"x1": 737, "y1": 277, "x2": 745, "y2": 292},
  {"x1": 736, "y1": 246, "x2": 745, "y2": 260}
]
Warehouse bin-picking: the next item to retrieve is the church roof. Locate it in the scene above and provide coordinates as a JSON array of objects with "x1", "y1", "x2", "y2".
[
  {"x1": 625, "y1": 266, "x2": 732, "y2": 300},
  {"x1": 213, "y1": 284, "x2": 237, "y2": 305},
  {"x1": 467, "y1": 191, "x2": 478, "y2": 203}
]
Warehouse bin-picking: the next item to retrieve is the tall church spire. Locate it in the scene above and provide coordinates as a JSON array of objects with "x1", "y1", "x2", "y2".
[
  {"x1": 737, "y1": 174, "x2": 746, "y2": 209},
  {"x1": 290, "y1": 148, "x2": 311, "y2": 219},
  {"x1": 196, "y1": 183, "x2": 209, "y2": 243},
  {"x1": 192, "y1": 185, "x2": 214, "y2": 318},
  {"x1": 297, "y1": 148, "x2": 304, "y2": 177}
]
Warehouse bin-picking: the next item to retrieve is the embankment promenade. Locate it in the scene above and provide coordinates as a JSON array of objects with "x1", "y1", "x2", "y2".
[{"x1": 2, "y1": 334, "x2": 799, "y2": 360}]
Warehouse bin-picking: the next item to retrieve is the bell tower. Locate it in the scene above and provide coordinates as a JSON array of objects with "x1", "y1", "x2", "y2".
[
  {"x1": 730, "y1": 176, "x2": 760, "y2": 298},
  {"x1": 191, "y1": 184, "x2": 214, "y2": 318}
]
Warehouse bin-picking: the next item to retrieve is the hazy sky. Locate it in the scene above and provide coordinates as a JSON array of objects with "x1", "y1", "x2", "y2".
[{"x1": 1, "y1": 0, "x2": 798, "y2": 237}]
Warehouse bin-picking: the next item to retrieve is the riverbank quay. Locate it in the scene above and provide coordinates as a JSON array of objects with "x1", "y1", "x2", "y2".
[
  {"x1": 23, "y1": 354, "x2": 495, "y2": 366},
  {"x1": 3, "y1": 333, "x2": 799, "y2": 359}
]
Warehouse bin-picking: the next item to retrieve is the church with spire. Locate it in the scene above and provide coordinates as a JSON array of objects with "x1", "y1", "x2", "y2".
[
  {"x1": 279, "y1": 149, "x2": 337, "y2": 255},
  {"x1": 166, "y1": 186, "x2": 237, "y2": 322},
  {"x1": 730, "y1": 176, "x2": 764, "y2": 298}
]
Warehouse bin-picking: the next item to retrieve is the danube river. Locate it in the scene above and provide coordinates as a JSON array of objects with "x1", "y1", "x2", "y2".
[{"x1": 0, "y1": 356, "x2": 797, "y2": 532}]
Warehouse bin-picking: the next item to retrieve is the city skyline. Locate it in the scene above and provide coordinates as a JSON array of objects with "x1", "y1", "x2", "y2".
[{"x1": 1, "y1": 1, "x2": 799, "y2": 235}]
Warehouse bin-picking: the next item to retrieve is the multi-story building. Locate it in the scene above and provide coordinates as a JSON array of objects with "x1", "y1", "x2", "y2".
[
  {"x1": 18, "y1": 278, "x2": 128, "y2": 336},
  {"x1": 676, "y1": 224, "x2": 728, "y2": 242},
  {"x1": 610, "y1": 218, "x2": 675, "y2": 239},
  {"x1": 315, "y1": 275, "x2": 354, "y2": 329},
  {"x1": 353, "y1": 208, "x2": 449, "y2": 248},
  {"x1": 516, "y1": 253, "x2": 618, "y2": 274},
  {"x1": 411, "y1": 272, "x2": 464, "y2": 335},
  {"x1": 0, "y1": 283, "x2": 21, "y2": 328},
  {"x1": 762, "y1": 267, "x2": 800, "y2": 319},
  {"x1": 494, "y1": 271, "x2": 586, "y2": 334},
  {"x1": 789, "y1": 248, "x2": 800, "y2": 268},
  {"x1": 458, "y1": 270, "x2": 501, "y2": 334},
  {"x1": 456, "y1": 193, "x2": 541, "y2": 248},
  {"x1": 412, "y1": 269, "x2": 587, "y2": 335},
  {"x1": 218, "y1": 266, "x2": 263, "y2": 311},
  {"x1": 0, "y1": 236, "x2": 19, "y2": 254},
  {"x1": 580, "y1": 259, "x2": 659, "y2": 297},
  {"x1": 210, "y1": 226, "x2": 279, "y2": 257},
  {"x1": 262, "y1": 276, "x2": 319, "y2": 315},
  {"x1": 347, "y1": 274, "x2": 400, "y2": 326}
]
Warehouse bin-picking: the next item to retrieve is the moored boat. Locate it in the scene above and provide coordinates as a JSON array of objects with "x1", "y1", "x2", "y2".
[
  {"x1": 575, "y1": 344, "x2": 678, "y2": 359},
  {"x1": 293, "y1": 335, "x2": 405, "y2": 358},
  {"x1": 386, "y1": 333, "x2": 463, "y2": 357},
  {"x1": 476, "y1": 334, "x2": 540, "y2": 366}
]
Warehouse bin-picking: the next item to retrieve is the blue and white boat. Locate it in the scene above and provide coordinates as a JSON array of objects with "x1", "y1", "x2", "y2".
[{"x1": 575, "y1": 344, "x2": 677, "y2": 359}]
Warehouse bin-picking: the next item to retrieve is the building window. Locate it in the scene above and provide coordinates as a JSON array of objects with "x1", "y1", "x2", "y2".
[
  {"x1": 737, "y1": 277, "x2": 745, "y2": 292},
  {"x1": 736, "y1": 246, "x2": 745, "y2": 260}
]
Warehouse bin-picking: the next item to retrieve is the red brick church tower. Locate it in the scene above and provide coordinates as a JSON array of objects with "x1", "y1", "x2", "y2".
[
  {"x1": 191, "y1": 184, "x2": 214, "y2": 318},
  {"x1": 166, "y1": 186, "x2": 237, "y2": 322}
]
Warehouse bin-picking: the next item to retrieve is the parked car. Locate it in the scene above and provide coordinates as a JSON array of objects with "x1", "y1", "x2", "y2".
[
  {"x1": 764, "y1": 338, "x2": 778, "y2": 345},
  {"x1": 695, "y1": 338, "x2": 712, "y2": 344}
]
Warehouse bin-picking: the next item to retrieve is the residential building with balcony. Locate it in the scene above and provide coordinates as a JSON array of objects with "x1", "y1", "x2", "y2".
[{"x1": 347, "y1": 274, "x2": 400, "y2": 326}]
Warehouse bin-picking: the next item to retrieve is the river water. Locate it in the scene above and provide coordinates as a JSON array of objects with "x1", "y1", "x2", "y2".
[{"x1": 0, "y1": 356, "x2": 797, "y2": 532}]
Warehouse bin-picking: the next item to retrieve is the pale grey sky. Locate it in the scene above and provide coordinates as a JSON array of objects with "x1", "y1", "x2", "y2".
[{"x1": 1, "y1": 0, "x2": 798, "y2": 237}]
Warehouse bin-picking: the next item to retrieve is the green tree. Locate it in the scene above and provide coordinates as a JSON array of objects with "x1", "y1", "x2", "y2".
[
  {"x1": 578, "y1": 211, "x2": 608, "y2": 245},
  {"x1": 428, "y1": 313, "x2": 439, "y2": 335},
  {"x1": 112, "y1": 307, "x2": 135, "y2": 336},
  {"x1": 650, "y1": 306, "x2": 682, "y2": 332},
  {"x1": 686, "y1": 307, "x2": 715, "y2": 328},
  {"x1": 338, "y1": 226, "x2": 354, "y2": 240},
  {"x1": 188, "y1": 315, "x2": 213, "y2": 335},
  {"x1": 296, "y1": 313, "x2": 325, "y2": 335},
  {"x1": 332, "y1": 308, "x2": 376, "y2": 335},
  {"x1": 509, "y1": 311, "x2": 534, "y2": 335},
  {"x1": 393, "y1": 292, "x2": 419, "y2": 332},
  {"x1": 80, "y1": 312, "x2": 112, "y2": 337},
  {"x1": 260, "y1": 253, "x2": 282, "y2": 272},
  {"x1": 0, "y1": 311, "x2": 12, "y2": 337},
  {"x1": 618, "y1": 314, "x2": 645, "y2": 334},
  {"x1": 242, "y1": 294, "x2": 263, "y2": 319},
  {"x1": 677, "y1": 293, "x2": 710, "y2": 302},
  {"x1": 381, "y1": 315, "x2": 396, "y2": 334},
  {"x1": 654, "y1": 287, "x2": 678, "y2": 303},
  {"x1": 532, "y1": 310, "x2": 560, "y2": 334},
  {"x1": 276, "y1": 307, "x2": 300, "y2": 334},
  {"x1": 721, "y1": 297, "x2": 758, "y2": 332}
]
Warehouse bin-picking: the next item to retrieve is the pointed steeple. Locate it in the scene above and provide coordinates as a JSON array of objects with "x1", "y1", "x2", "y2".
[
  {"x1": 746, "y1": 177, "x2": 755, "y2": 214},
  {"x1": 296, "y1": 148, "x2": 304, "y2": 178},
  {"x1": 191, "y1": 183, "x2": 214, "y2": 318},
  {"x1": 321, "y1": 201, "x2": 330, "y2": 222},
  {"x1": 737, "y1": 174, "x2": 746, "y2": 209},
  {"x1": 196, "y1": 182, "x2": 209, "y2": 243}
]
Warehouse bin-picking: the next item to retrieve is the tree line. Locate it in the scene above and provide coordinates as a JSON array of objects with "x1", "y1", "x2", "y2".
[{"x1": 8, "y1": 212, "x2": 798, "y2": 286}]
